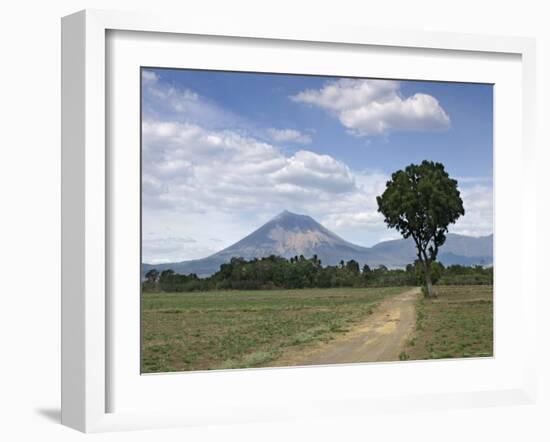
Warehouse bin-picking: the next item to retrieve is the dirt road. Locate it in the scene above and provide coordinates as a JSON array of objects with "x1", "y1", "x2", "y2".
[{"x1": 272, "y1": 287, "x2": 421, "y2": 366}]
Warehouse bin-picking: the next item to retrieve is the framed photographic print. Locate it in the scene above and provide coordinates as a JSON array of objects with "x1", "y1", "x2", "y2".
[{"x1": 61, "y1": 9, "x2": 537, "y2": 433}]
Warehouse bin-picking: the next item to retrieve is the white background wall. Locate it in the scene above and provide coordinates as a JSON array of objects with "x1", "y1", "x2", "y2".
[{"x1": 0, "y1": 1, "x2": 548, "y2": 441}]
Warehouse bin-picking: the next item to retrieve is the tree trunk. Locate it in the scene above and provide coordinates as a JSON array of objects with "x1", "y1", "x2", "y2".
[
  {"x1": 425, "y1": 271, "x2": 433, "y2": 298},
  {"x1": 423, "y1": 260, "x2": 433, "y2": 298}
]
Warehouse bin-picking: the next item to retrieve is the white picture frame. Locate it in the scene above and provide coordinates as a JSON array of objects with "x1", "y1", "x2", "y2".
[{"x1": 61, "y1": 9, "x2": 537, "y2": 433}]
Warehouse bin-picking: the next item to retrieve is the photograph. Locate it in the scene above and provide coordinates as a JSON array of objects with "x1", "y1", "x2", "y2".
[{"x1": 140, "y1": 67, "x2": 494, "y2": 374}]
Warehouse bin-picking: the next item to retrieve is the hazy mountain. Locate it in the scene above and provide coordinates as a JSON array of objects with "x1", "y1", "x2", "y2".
[
  {"x1": 143, "y1": 210, "x2": 493, "y2": 277},
  {"x1": 371, "y1": 233, "x2": 493, "y2": 267}
]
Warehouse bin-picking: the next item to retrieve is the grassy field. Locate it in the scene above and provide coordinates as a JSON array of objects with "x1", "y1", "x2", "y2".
[
  {"x1": 141, "y1": 286, "x2": 406, "y2": 373},
  {"x1": 403, "y1": 285, "x2": 493, "y2": 360}
]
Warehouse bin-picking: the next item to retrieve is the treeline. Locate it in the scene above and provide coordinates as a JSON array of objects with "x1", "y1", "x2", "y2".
[
  {"x1": 142, "y1": 255, "x2": 493, "y2": 293},
  {"x1": 437, "y1": 264, "x2": 494, "y2": 285}
]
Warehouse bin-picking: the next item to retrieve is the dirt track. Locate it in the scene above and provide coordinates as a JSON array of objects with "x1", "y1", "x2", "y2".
[{"x1": 272, "y1": 287, "x2": 421, "y2": 366}]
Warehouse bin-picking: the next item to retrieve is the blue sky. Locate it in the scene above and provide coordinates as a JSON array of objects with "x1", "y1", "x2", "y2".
[{"x1": 141, "y1": 68, "x2": 493, "y2": 264}]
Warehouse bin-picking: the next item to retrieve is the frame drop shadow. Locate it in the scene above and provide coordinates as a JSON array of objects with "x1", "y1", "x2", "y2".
[{"x1": 35, "y1": 408, "x2": 61, "y2": 423}]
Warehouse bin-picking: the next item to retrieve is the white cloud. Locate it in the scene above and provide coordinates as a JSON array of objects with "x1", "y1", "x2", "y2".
[
  {"x1": 314, "y1": 171, "x2": 392, "y2": 245},
  {"x1": 142, "y1": 235, "x2": 220, "y2": 264},
  {"x1": 141, "y1": 70, "x2": 158, "y2": 84},
  {"x1": 323, "y1": 211, "x2": 383, "y2": 229},
  {"x1": 450, "y1": 185, "x2": 493, "y2": 237},
  {"x1": 291, "y1": 79, "x2": 450, "y2": 137},
  {"x1": 455, "y1": 176, "x2": 493, "y2": 184},
  {"x1": 267, "y1": 128, "x2": 312, "y2": 144},
  {"x1": 142, "y1": 74, "x2": 244, "y2": 129},
  {"x1": 142, "y1": 121, "x2": 358, "y2": 213},
  {"x1": 271, "y1": 150, "x2": 355, "y2": 193}
]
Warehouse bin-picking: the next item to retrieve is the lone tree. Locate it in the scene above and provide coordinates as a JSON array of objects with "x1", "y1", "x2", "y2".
[{"x1": 376, "y1": 161, "x2": 464, "y2": 297}]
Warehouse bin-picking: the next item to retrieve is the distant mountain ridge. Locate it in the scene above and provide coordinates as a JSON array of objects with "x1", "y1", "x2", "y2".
[{"x1": 143, "y1": 210, "x2": 493, "y2": 277}]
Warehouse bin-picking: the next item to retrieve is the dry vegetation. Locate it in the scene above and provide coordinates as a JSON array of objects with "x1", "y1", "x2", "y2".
[
  {"x1": 141, "y1": 284, "x2": 493, "y2": 373},
  {"x1": 403, "y1": 285, "x2": 493, "y2": 360},
  {"x1": 141, "y1": 287, "x2": 404, "y2": 373}
]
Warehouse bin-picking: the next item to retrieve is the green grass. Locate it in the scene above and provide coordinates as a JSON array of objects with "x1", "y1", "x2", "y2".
[
  {"x1": 406, "y1": 285, "x2": 493, "y2": 360},
  {"x1": 141, "y1": 286, "x2": 406, "y2": 373}
]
